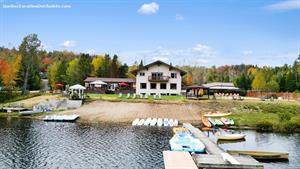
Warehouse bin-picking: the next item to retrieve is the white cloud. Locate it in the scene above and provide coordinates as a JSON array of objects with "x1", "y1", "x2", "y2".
[
  {"x1": 242, "y1": 50, "x2": 253, "y2": 56},
  {"x1": 265, "y1": 0, "x2": 300, "y2": 11},
  {"x1": 137, "y1": 2, "x2": 159, "y2": 15},
  {"x1": 61, "y1": 40, "x2": 77, "y2": 48},
  {"x1": 39, "y1": 43, "x2": 51, "y2": 50},
  {"x1": 175, "y1": 14, "x2": 184, "y2": 21},
  {"x1": 86, "y1": 49, "x2": 96, "y2": 55},
  {"x1": 119, "y1": 43, "x2": 215, "y2": 66}
]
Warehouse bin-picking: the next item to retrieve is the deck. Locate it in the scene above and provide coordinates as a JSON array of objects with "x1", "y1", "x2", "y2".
[
  {"x1": 163, "y1": 151, "x2": 198, "y2": 169},
  {"x1": 182, "y1": 123, "x2": 264, "y2": 169}
]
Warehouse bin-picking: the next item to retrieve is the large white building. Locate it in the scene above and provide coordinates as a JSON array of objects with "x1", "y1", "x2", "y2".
[{"x1": 133, "y1": 60, "x2": 186, "y2": 96}]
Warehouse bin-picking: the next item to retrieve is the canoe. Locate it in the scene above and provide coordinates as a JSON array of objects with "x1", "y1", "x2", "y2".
[
  {"x1": 144, "y1": 118, "x2": 152, "y2": 125},
  {"x1": 173, "y1": 127, "x2": 189, "y2": 134},
  {"x1": 150, "y1": 118, "x2": 157, "y2": 126},
  {"x1": 216, "y1": 134, "x2": 246, "y2": 140},
  {"x1": 169, "y1": 132, "x2": 205, "y2": 153},
  {"x1": 204, "y1": 112, "x2": 232, "y2": 117},
  {"x1": 132, "y1": 118, "x2": 140, "y2": 126},
  {"x1": 169, "y1": 119, "x2": 174, "y2": 127},
  {"x1": 227, "y1": 150, "x2": 289, "y2": 160},
  {"x1": 173, "y1": 119, "x2": 178, "y2": 126},
  {"x1": 163, "y1": 118, "x2": 169, "y2": 127},
  {"x1": 220, "y1": 117, "x2": 234, "y2": 125},
  {"x1": 202, "y1": 117, "x2": 212, "y2": 128},
  {"x1": 137, "y1": 119, "x2": 144, "y2": 126},
  {"x1": 157, "y1": 118, "x2": 163, "y2": 126}
]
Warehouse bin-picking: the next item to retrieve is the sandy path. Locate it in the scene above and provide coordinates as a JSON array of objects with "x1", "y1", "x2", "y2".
[{"x1": 58, "y1": 100, "x2": 210, "y2": 124}]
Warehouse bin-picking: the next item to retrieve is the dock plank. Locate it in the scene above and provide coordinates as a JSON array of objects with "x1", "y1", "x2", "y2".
[{"x1": 163, "y1": 151, "x2": 198, "y2": 169}]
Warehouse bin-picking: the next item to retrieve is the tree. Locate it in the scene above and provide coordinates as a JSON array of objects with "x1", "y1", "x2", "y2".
[
  {"x1": 97, "y1": 54, "x2": 111, "y2": 77},
  {"x1": 66, "y1": 58, "x2": 80, "y2": 85},
  {"x1": 119, "y1": 64, "x2": 129, "y2": 78},
  {"x1": 19, "y1": 34, "x2": 41, "y2": 93},
  {"x1": 265, "y1": 81, "x2": 280, "y2": 92},
  {"x1": 110, "y1": 54, "x2": 120, "y2": 77},
  {"x1": 252, "y1": 71, "x2": 267, "y2": 91},
  {"x1": 138, "y1": 60, "x2": 144, "y2": 69},
  {"x1": 183, "y1": 73, "x2": 193, "y2": 86},
  {"x1": 78, "y1": 53, "x2": 92, "y2": 82},
  {"x1": 91, "y1": 55, "x2": 104, "y2": 76}
]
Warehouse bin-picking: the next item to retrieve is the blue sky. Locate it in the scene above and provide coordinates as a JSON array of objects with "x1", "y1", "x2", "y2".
[{"x1": 1, "y1": 0, "x2": 300, "y2": 66}]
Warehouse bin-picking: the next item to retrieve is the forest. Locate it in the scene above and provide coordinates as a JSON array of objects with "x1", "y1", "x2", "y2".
[{"x1": 0, "y1": 33, "x2": 299, "y2": 100}]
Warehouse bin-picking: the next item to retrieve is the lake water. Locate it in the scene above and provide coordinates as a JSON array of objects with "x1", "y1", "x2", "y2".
[{"x1": 0, "y1": 117, "x2": 299, "y2": 169}]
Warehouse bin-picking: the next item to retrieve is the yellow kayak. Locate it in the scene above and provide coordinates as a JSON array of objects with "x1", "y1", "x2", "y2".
[
  {"x1": 227, "y1": 150, "x2": 289, "y2": 160},
  {"x1": 216, "y1": 134, "x2": 246, "y2": 140}
]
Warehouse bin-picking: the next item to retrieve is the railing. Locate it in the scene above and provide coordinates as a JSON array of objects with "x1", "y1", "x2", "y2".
[{"x1": 148, "y1": 76, "x2": 170, "y2": 82}]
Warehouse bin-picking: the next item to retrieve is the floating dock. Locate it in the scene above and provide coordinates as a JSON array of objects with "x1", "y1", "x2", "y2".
[
  {"x1": 43, "y1": 114, "x2": 79, "y2": 122},
  {"x1": 182, "y1": 123, "x2": 264, "y2": 169}
]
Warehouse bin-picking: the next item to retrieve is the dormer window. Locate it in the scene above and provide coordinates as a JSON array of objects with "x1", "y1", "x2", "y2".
[
  {"x1": 171, "y1": 73, "x2": 177, "y2": 78},
  {"x1": 139, "y1": 72, "x2": 145, "y2": 76}
]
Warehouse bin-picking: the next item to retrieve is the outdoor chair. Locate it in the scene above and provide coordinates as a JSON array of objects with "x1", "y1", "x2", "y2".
[
  {"x1": 132, "y1": 94, "x2": 136, "y2": 99},
  {"x1": 118, "y1": 93, "x2": 123, "y2": 98},
  {"x1": 153, "y1": 95, "x2": 157, "y2": 99},
  {"x1": 126, "y1": 93, "x2": 131, "y2": 99}
]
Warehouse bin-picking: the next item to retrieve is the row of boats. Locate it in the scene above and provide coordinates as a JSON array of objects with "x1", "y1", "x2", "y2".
[{"x1": 132, "y1": 118, "x2": 178, "y2": 127}]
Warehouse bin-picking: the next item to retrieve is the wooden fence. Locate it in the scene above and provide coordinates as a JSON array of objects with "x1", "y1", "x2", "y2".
[{"x1": 246, "y1": 91, "x2": 300, "y2": 101}]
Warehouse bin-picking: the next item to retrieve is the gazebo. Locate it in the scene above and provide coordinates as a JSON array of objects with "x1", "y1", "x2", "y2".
[{"x1": 69, "y1": 84, "x2": 86, "y2": 100}]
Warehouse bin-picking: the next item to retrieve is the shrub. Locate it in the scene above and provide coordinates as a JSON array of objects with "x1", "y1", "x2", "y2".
[{"x1": 256, "y1": 119, "x2": 273, "y2": 131}]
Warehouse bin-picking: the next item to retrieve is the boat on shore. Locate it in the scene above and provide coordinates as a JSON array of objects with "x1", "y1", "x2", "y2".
[
  {"x1": 150, "y1": 118, "x2": 157, "y2": 126},
  {"x1": 132, "y1": 118, "x2": 140, "y2": 126},
  {"x1": 144, "y1": 118, "x2": 152, "y2": 126},
  {"x1": 163, "y1": 118, "x2": 169, "y2": 126},
  {"x1": 137, "y1": 119, "x2": 144, "y2": 126},
  {"x1": 173, "y1": 120, "x2": 178, "y2": 126},
  {"x1": 208, "y1": 118, "x2": 223, "y2": 126},
  {"x1": 202, "y1": 117, "x2": 212, "y2": 127},
  {"x1": 220, "y1": 117, "x2": 234, "y2": 125},
  {"x1": 204, "y1": 111, "x2": 232, "y2": 117},
  {"x1": 227, "y1": 150, "x2": 289, "y2": 161},
  {"x1": 157, "y1": 118, "x2": 163, "y2": 126}
]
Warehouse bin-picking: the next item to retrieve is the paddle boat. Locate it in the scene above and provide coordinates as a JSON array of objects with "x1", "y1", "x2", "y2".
[
  {"x1": 157, "y1": 118, "x2": 163, "y2": 126},
  {"x1": 137, "y1": 119, "x2": 144, "y2": 126},
  {"x1": 169, "y1": 132, "x2": 205, "y2": 153},
  {"x1": 173, "y1": 119, "x2": 178, "y2": 126},
  {"x1": 144, "y1": 118, "x2": 152, "y2": 126},
  {"x1": 227, "y1": 150, "x2": 289, "y2": 161},
  {"x1": 132, "y1": 118, "x2": 140, "y2": 126},
  {"x1": 150, "y1": 118, "x2": 157, "y2": 126},
  {"x1": 204, "y1": 111, "x2": 232, "y2": 117},
  {"x1": 163, "y1": 118, "x2": 169, "y2": 126}
]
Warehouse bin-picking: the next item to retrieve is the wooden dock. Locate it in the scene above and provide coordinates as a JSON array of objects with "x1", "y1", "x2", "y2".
[
  {"x1": 182, "y1": 123, "x2": 264, "y2": 169},
  {"x1": 163, "y1": 151, "x2": 198, "y2": 169}
]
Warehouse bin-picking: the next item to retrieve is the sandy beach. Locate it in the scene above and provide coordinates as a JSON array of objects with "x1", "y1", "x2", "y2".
[{"x1": 56, "y1": 100, "x2": 236, "y2": 124}]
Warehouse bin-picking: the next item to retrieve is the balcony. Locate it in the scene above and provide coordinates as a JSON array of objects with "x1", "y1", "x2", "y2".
[{"x1": 148, "y1": 76, "x2": 170, "y2": 82}]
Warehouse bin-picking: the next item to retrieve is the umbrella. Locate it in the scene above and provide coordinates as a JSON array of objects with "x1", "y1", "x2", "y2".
[
  {"x1": 119, "y1": 82, "x2": 129, "y2": 87},
  {"x1": 90, "y1": 80, "x2": 107, "y2": 85},
  {"x1": 69, "y1": 84, "x2": 86, "y2": 90},
  {"x1": 55, "y1": 83, "x2": 64, "y2": 87}
]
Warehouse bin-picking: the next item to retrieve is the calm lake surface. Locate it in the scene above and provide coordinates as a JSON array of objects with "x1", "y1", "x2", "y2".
[{"x1": 0, "y1": 117, "x2": 299, "y2": 169}]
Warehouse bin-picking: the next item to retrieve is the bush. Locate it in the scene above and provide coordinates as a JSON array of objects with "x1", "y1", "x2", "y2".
[{"x1": 256, "y1": 119, "x2": 273, "y2": 131}]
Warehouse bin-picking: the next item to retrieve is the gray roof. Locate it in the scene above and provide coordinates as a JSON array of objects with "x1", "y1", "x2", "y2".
[
  {"x1": 84, "y1": 77, "x2": 135, "y2": 83},
  {"x1": 203, "y1": 82, "x2": 239, "y2": 90}
]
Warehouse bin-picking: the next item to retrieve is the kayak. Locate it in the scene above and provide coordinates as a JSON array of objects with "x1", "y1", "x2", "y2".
[
  {"x1": 220, "y1": 117, "x2": 234, "y2": 125},
  {"x1": 227, "y1": 150, "x2": 289, "y2": 160},
  {"x1": 169, "y1": 132, "x2": 205, "y2": 153},
  {"x1": 169, "y1": 119, "x2": 174, "y2": 127},
  {"x1": 132, "y1": 118, "x2": 140, "y2": 126},
  {"x1": 173, "y1": 119, "x2": 178, "y2": 126},
  {"x1": 204, "y1": 111, "x2": 232, "y2": 117},
  {"x1": 202, "y1": 117, "x2": 212, "y2": 127},
  {"x1": 216, "y1": 133, "x2": 246, "y2": 140}
]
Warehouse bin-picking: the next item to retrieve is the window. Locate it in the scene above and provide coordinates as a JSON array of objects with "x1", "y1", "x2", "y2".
[
  {"x1": 170, "y1": 83, "x2": 177, "y2": 90},
  {"x1": 150, "y1": 83, "x2": 157, "y2": 89},
  {"x1": 151, "y1": 72, "x2": 163, "y2": 77},
  {"x1": 171, "y1": 73, "x2": 177, "y2": 78},
  {"x1": 139, "y1": 72, "x2": 145, "y2": 76},
  {"x1": 160, "y1": 83, "x2": 167, "y2": 89},
  {"x1": 140, "y1": 83, "x2": 147, "y2": 89}
]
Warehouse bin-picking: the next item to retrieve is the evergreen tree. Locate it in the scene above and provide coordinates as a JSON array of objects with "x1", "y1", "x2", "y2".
[
  {"x1": 111, "y1": 54, "x2": 119, "y2": 77},
  {"x1": 119, "y1": 64, "x2": 129, "y2": 78}
]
